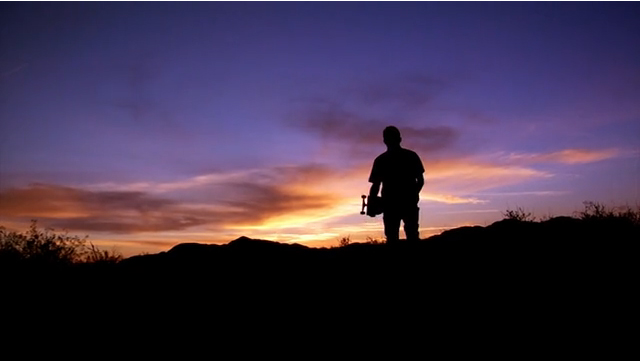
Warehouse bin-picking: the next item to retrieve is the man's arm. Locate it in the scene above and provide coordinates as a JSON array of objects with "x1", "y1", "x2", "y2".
[
  {"x1": 368, "y1": 157, "x2": 381, "y2": 197},
  {"x1": 414, "y1": 151, "x2": 425, "y2": 195},
  {"x1": 416, "y1": 174, "x2": 424, "y2": 194},
  {"x1": 369, "y1": 181, "x2": 381, "y2": 197}
]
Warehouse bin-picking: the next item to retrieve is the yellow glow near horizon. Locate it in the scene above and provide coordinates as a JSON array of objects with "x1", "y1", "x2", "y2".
[
  {"x1": 226, "y1": 198, "x2": 357, "y2": 231},
  {"x1": 3, "y1": 146, "x2": 627, "y2": 258}
]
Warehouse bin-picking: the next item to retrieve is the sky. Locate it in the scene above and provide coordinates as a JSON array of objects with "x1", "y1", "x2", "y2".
[{"x1": 0, "y1": 1, "x2": 638, "y2": 256}]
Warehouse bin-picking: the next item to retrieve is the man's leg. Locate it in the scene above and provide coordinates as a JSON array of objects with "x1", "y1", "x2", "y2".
[
  {"x1": 383, "y1": 210, "x2": 401, "y2": 244},
  {"x1": 403, "y1": 205, "x2": 420, "y2": 242}
]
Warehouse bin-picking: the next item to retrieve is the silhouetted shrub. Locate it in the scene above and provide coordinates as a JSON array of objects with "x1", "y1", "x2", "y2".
[
  {"x1": 577, "y1": 201, "x2": 640, "y2": 225},
  {"x1": 0, "y1": 221, "x2": 121, "y2": 265},
  {"x1": 84, "y1": 242, "x2": 123, "y2": 264},
  {"x1": 365, "y1": 236, "x2": 384, "y2": 245},
  {"x1": 0, "y1": 221, "x2": 86, "y2": 265},
  {"x1": 337, "y1": 235, "x2": 351, "y2": 247},
  {"x1": 502, "y1": 207, "x2": 535, "y2": 222}
]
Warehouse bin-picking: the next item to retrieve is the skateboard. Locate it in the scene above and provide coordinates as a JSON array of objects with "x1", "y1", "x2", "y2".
[{"x1": 360, "y1": 195, "x2": 384, "y2": 217}]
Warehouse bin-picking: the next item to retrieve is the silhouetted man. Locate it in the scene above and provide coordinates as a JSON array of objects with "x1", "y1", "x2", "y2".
[{"x1": 368, "y1": 126, "x2": 424, "y2": 243}]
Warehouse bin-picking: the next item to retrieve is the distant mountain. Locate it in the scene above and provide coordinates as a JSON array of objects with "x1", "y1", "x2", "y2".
[
  {"x1": 4, "y1": 216, "x2": 638, "y2": 361},
  {"x1": 118, "y1": 215, "x2": 637, "y2": 275}
]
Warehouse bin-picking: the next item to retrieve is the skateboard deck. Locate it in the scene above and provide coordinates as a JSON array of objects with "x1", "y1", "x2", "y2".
[{"x1": 360, "y1": 195, "x2": 384, "y2": 217}]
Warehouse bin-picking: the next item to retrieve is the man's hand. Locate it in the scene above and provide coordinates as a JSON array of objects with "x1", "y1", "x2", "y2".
[{"x1": 366, "y1": 204, "x2": 376, "y2": 217}]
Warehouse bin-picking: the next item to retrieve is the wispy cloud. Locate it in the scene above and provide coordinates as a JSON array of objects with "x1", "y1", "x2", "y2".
[
  {"x1": 0, "y1": 148, "x2": 583, "y2": 250},
  {"x1": 291, "y1": 103, "x2": 459, "y2": 156},
  {"x1": 288, "y1": 72, "x2": 460, "y2": 158},
  {"x1": 421, "y1": 193, "x2": 487, "y2": 204},
  {"x1": 437, "y1": 209, "x2": 500, "y2": 214},
  {"x1": 0, "y1": 183, "x2": 208, "y2": 233},
  {"x1": 410, "y1": 159, "x2": 553, "y2": 195},
  {"x1": 472, "y1": 191, "x2": 568, "y2": 197},
  {"x1": 503, "y1": 148, "x2": 620, "y2": 165},
  {"x1": 1, "y1": 62, "x2": 28, "y2": 78},
  {"x1": 0, "y1": 164, "x2": 344, "y2": 234}
]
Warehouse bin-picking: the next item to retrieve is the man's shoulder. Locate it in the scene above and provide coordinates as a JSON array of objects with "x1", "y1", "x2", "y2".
[
  {"x1": 400, "y1": 147, "x2": 421, "y2": 159},
  {"x1": 401, "y1": 148, "x2": 424, "y2": 172},
  {"x1": 373, "y1": 152, "x2": 388, "y2": 163},
  {"x1": 401, "y1": 147, "x2": 418, "y2": 155},
  {"x1": 375, "y1": 148, "x2": 422, "y2": 163}
]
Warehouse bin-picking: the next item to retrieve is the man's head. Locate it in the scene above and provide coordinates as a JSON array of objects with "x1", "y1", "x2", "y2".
[{"x1": 383, "y1": 126, "x2": 402, "y2": 148}]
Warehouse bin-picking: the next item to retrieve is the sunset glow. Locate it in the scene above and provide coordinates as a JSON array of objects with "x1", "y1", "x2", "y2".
[{"x1": 0, "y1": 2, "x2": 638, "y2": 256}]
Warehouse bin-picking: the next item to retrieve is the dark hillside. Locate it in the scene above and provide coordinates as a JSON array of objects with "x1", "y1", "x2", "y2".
[{"x1": 3, "y1": 215, "x2": 638, "y2": 360}]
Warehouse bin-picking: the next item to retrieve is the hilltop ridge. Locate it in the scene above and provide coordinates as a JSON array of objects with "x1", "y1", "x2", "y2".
[
  {"x1": 3, "y1": 214, "x2": 638, "y2": 361},
  {"x1": 119, "y1": 214, "x2": 637, "y2": 269}
]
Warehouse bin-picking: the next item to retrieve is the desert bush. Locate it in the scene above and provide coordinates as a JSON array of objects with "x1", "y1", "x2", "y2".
[
  {"x1": 616, "y1": 205, "x2": 641, "y2": 225},
  {"x1": 502, "y1": 207, "x2": 535, "y2": 222},
  {"x1": 84, "y1": 242, "x2": 123, "y2": 264},
  {"x1": 577, "y1": 201, "x2": 640, "y2": 225},
  {"x1": 0, "y1": 221, "x2": 121, "y2": 265},
  {"x1": 578, "y1": 201, "x2": 610, "y2": 219},
  {"x1": 337, "y1": 235, "x2": 351, "y2": 247},
  {"x1": 0, "y1": 221, "x2": 87, "y2": 265},
  {"x1": 365, "y1": 236, "x2": 384, "y2": 245}
]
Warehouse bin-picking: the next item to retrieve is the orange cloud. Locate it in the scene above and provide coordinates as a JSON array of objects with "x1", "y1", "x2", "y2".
[
  {"x1": 0, "y1": 155, "x2": 555, "y2": 238},
  {"x1": 0, "y1": 183, "x2": 211, "y2": 233},
  {"x1": 0, "y1": 151, "x2": 570, "y2": 255},
  {"x1": 0, "y1": 165, "x2": 344, "y2": 235},
  {"x1": 421, "y1": 193, "x2": 486, "y2": 204},
  {"x1": 0, "y1": 184, "x2": 175, "y2": 220},
  {"x1": 424, "y1": 159, "x2": 551, "y2": 180}
]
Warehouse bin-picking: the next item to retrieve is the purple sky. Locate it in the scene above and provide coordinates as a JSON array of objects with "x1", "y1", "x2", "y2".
[{"x1": 1, "y1": 2, "x2": 638, "y2": 256}]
